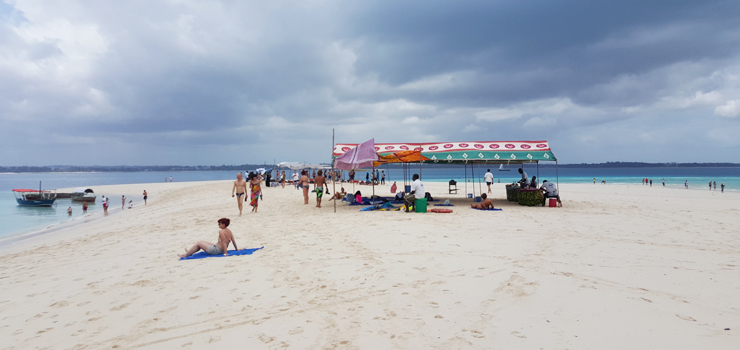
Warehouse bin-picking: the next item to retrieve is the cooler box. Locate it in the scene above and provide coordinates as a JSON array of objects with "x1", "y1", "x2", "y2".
[
  {"x1": 405, "y1": 185, "x2": 411, "y2": 193},
  {"x1": 548, "y1": 198, "x2": 557, "y2": 207},
  {"x1": 467, "y1": 193, "x2": 473, "y2": 198},
  {"x1": 414, "y1": 198, "x2": 428, "y2": 213},
  {"x1": 475, "y1": 196, "x2": 481, "y2": 202}
]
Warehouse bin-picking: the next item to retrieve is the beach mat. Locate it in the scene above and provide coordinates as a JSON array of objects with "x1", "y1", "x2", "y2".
[
  {"x1": 471, "y1": 207, "x2": 502, "y2": 211},
  {"x1": 433, "y1": 204, "x2": 454, "y2": 206},
  {"x1": 180, "y1": 246, "x2": 264, "y2": 261}
]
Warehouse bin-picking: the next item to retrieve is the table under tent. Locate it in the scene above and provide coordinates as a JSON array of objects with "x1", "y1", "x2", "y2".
[{"x1": 331, "y1": 140, "x2": 559, "y2": 207}]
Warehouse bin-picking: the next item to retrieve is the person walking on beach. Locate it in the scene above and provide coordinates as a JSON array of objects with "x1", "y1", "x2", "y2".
[
  {"x1": 292, "y1": 171, "x2": 299, "y2": 189},
  {"x1": 662, "y1": 178, "x2": 665, "y2": 187},
  {"x1": 685, "y1": 180, "x2": 689, "y2": 189},
  {"x1": 315, "y1": 170, "x2": 326, "y2": 208},
  {"x1": 232, "y1": 173, "x2": 247, "y2": 216},
  {"x1": 381, "y1": 171, "x2": 386, "y2": 185},
  {"x1": 178, "y1": 218, "x2": 240, "y2": 258},
  {"x1": 713, "y1": 181, "x2": 717, "y2": 190},
  {"x1": 249, "y1": 172, "x2": 261, "y2": 213},
  {"x1": 143, "y1": 190, "x2": 148, "y2": 205},
  {"x1": 300, "y1": 170, "x2": 310, "y2": 204},
  {"x1": 102, "y1": 196, "x2": 108, "y2": 213},
  {"x1": 484, "y1": 169, "x2": 494, "y2": 193},
  {"x1": 721, "y1": 183, "x2": 725, "y2": 192},
  {"x1": 709, "y1": 181, "x2": 712, "y2": 190},
  {"x1": 649, "y1": 179, "x2": 652, "y2": 187},
  {"x1": 122, "y1": 195, "x2": 126, "y2": 209},
  {"x1": 281, "y1": 171, "x2": 286, "y2": 188}
]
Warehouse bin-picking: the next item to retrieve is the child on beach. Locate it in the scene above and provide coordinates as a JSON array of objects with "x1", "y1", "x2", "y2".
[
  {"x1": 178, "y1": 218, "x2": 239, "y2": 258},
  {"x1": 67, "y1": 206, "x2": 72, "y2": 215}
]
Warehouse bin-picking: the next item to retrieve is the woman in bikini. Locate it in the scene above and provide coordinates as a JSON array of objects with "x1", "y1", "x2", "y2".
[
  {"x1": 178, "y1": 218, "x2": 239, "y2": 258},
  {"x1": 300, "y1": 170, "x2": 310, "y2": 204}
]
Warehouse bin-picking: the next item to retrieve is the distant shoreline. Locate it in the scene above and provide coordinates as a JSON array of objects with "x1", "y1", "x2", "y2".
[{"x1": 2, "y1": 162, "x2": 740, "y2": 173}]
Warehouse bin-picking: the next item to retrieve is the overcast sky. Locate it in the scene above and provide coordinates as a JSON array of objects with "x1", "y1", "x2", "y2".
[{"x1": 1, "y1": 0, "x2": 739, "y2": 166}]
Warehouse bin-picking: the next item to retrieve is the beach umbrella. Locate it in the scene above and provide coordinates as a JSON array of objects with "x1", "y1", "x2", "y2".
[{"x1": 335, "y1": 138, "x2": 379, "y2": 199}]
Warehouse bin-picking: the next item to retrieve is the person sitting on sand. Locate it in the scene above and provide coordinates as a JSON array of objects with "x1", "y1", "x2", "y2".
[
  {"x1": 178, "y1": 218, "x2": 239, "y2": 258},
  {"x1": 470, "y1": 193, "x2": 495, "y2": 209},
  {"x1": 329, "y1": 187, "x2": 347, "y2": 200}
]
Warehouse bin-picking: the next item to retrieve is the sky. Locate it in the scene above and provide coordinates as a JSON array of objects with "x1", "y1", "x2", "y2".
[{"x1": 1, "y1": 0, "x2": 739, "y2": 166}]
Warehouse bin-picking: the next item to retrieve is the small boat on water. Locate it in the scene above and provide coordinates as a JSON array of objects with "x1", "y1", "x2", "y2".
[
  {"x1": 498, "y1": 164, "x2": 511, "y2": 171},
  {"x1": 13, "y1": 186, "x2": 57, "y2": 207},
  {"x1": 71, "y1": 188, "x2": 97, "y2": 202}
]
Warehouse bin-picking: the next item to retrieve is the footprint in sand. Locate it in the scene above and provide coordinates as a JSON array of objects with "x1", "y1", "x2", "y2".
[
  {"x1": 676, "y1": 314, "x2": 696, "y2": 322},
  {"x1": 511, "y1": 331, "x2": 526, "y2": 339},
  {"x1": 289, "y1": 327, "x2": 304, "y2": 335},
  {"x1": 50, "y1": 301, "x2": 69, "y2": 308},
  {"x1": 258, "y1": 334, "x2": 275, "y2": 343}
]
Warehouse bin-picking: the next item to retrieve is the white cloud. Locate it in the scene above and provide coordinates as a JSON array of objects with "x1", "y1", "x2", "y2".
[{"x1": 714, "y1": 100, "x2": 740, "y2": 118}]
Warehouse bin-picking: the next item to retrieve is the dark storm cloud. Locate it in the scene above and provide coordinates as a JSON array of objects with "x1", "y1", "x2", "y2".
[{"x1": 0, "y1": 0, "x2": 739, "y2": 165}]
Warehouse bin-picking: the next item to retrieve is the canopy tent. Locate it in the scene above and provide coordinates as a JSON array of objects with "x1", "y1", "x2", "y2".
[
  {"x1": 331, "y1": 140, "x2": 559, "y2": 204},
  {"x1": 277, "y1": 162, "x2": 332, "y2": 170},
  {"x1": 333, "y1": 141, "x2": 556, "y2": 163}
]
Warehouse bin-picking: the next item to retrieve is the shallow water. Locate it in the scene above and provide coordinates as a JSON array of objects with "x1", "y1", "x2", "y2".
[{"x1": 1, "y1": 167, "x2": 738, "y2": 239}]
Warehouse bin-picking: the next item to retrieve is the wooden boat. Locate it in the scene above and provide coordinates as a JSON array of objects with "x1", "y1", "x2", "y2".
[{"x1": 13, "y1": 187, "x2": 57, "y2": 207}]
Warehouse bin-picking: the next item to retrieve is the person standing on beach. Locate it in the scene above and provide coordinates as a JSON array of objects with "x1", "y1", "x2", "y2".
[
  {"x1": 300, "y1": 170, "x2": 310, "y2": 204},
  {"x1": 349, "y1": 170, "x2": 355, "y2": 182},
  {"x1": 67, "y1": 206, "x2": 72, "y2": 215},
  {"x1": 518, "y1": 168, "x2": 529, "y2": 187},
  {"x1": 281, "y1": 171, "x2": 286, "y2": 188},
  {"x1": 82, "y1": 201, "x2": 88, "y2": 213},
  {"x1": 662, "y1": 178, "x2": 665, "y2": 187},
  {"x1": 685, "y1": 180, "x2": 689, "y2": 189},
  {"x1": 721, "y1": 183, "x2": 725, "y2": 192},
  {"x1": 484, "y1": 169, "x2": 494, "y2": 193},
  {"x1": 709, "y1": 181, "x2": 712, "y2": 190},
  {"x1": 649, "y1": 179, "x2": 652, "y2": 187},
  {"x1": 170, "y1": 176, "x2": 173, "y2": 182},
  {"x1": 315, "y1": 170, "x2": 326, "y2": 208},
  {"x1": 143, "y1": 190, "x2": 148, "y2": 205},
  {"x1": 232, "y1": 173, "x2": 247, "y2": 216},
  {"x1": 381, "y1": 171, "x2": 386, "y2": 185},
  {"x1": 122, "y1": 195, "x2": 126, "y2": 209},
  {"x1": 713, "y1": 181, "x2": 717, "y2": 190},
  {"x1": 249, "y1": 173, "x2": 261, "y2": 213},
  {"x1": 292, "y1": 171, "x2": 299, "y2": 189}
]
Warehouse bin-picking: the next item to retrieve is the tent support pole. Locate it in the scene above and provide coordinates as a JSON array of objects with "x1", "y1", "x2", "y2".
[
  {"x1": 537, "y1": 161, "x2": 539, "y2": 187},
  {"x1": 464, "y1": 163, "x2": 467, "y2": 197},
  {"x1": 556, "y1": 160, "x2": 560, "y2": 193},
  {"x1": 333, "y1": 129, "x2": 336, "y2": 213},
  {"x1": 478, "y1": 163, "x2": 482, "y2": 196}
]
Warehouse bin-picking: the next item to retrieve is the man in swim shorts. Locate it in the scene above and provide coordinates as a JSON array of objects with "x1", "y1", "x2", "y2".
[
  {"x1": 315, "y1": 170, "x2": 326, "y2": 208},
  {"x1": 232, "y1": 173, "x2": 247, "y2": 216}
]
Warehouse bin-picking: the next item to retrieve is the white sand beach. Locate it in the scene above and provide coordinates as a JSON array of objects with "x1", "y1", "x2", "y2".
[{"x1": 1, "y1": 180, "x2": 738, "y2": 349}]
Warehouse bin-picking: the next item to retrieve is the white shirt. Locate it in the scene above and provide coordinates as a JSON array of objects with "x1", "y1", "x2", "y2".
[
  {"x1": 411, "y1": 179, "x2": 425, "y2": 197},
  {"x1": 484, "y1": 172, "x2": 494, "y2": 183},
  {"x1": 540, "y1": 182, "x2": 558, "y2": 196},
  {"x1": 520, "y1": 170, "x2": 529, "y2": 183},
  {"x1": 292, "y1": 173, "x2": 299, "y2": 181}
]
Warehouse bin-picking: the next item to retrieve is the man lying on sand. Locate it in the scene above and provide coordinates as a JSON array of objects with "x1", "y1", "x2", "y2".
[
  {"x1": 178, "y1": 218, "x2": 240, "y2": 258},
  {"x1": 470, "y1": 193, "x2": 495, "y2": 209}
]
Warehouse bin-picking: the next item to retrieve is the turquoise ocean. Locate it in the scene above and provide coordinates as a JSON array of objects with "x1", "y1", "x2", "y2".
[{"x1": 2, "y1": 166, "x2": 739, "y2": 240}]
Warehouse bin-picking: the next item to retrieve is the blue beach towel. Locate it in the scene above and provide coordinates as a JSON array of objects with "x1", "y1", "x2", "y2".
[
  {"x1": 471, "y1": 207, "x2": 502, "y2": 211},
  {"x1": 180, "y1": 246, "x2": 264, "y2": 261},
  {"x1": 433, "y1": 204, "x2": 454, "y2": 206}
]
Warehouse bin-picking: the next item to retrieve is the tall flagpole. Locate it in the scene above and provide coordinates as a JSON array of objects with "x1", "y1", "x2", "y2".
[{"x1": 333, "y1": 129, "x2": 337, "y2": 213}]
